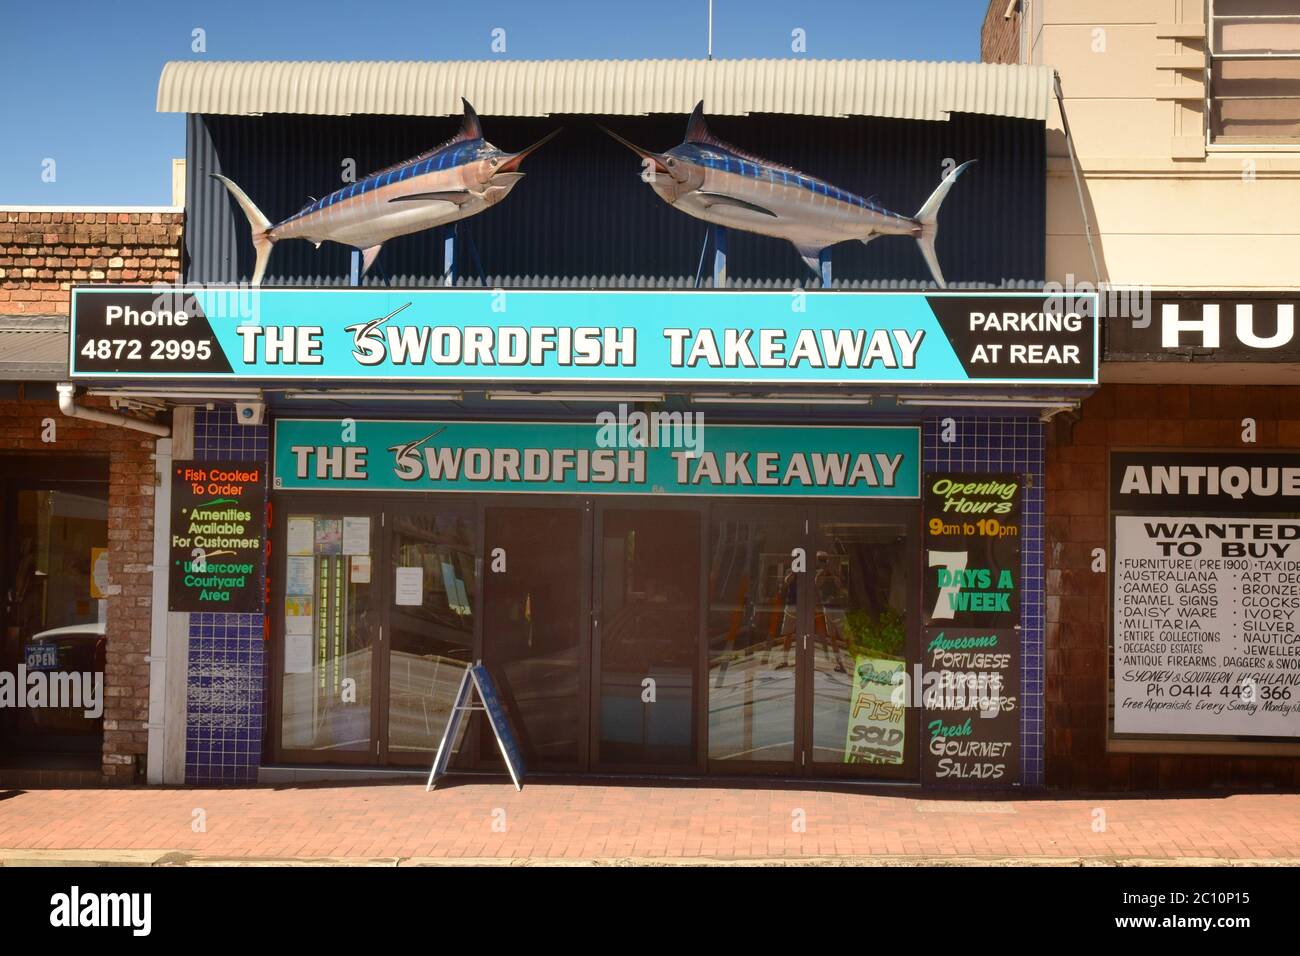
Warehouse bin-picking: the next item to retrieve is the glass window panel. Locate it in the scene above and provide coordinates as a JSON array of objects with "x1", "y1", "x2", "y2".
[
  {"x1": 481, "y1": 507, "x2": 583, "y2": 766},
  {"x1": 387, "y1": 510, "x2": 477, "y2": 753},
  {"x1": 4, "y1": 488, "x2": 108, "y2": 756},
  {"x1": 1216, "y1": 20, "x2": 1300, "y2": 55},
  {"x1": 597, "y1": 509, "x2": 699, "y2": 766},
  {"x1": 12, "y1": 490, "x2": 108, "y2": 636},
  {"x1": 280, "y1": 514, "x2": 376, "y2": 753},
  {"x1": 1211, "y1": 53, "x2": 1300, "y2": 141},
  {"x1": 1215, "y1": 0, "x2": 1300, "y2": 18},
  {"x1": 810, "y1": 522, "x2": 910, "y2": 766},
  {"x1": 707, "y1": 513, "x2": 801, "y2": 764}
]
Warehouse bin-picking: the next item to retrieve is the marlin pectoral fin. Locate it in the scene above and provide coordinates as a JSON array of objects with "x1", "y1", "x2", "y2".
[
  {"x1": 695, "y1": 191, "x2": 778, "y2": 218},
  {"x1": 388, "y1": 190, "x2": 474, "y2": 204},
  {"x1": 360, "y1": 244, "x2": 383, "y2": 275}
]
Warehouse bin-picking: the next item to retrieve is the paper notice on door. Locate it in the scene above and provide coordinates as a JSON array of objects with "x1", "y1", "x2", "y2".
[
  {"x1": 285, "y1": 556, "x2": 314, "y2": 594},
  {"x1": 287, "y1": 517, "x2": 314, "y2": 556},
  {"x1": 440, "y1": 561, "x2": 471, "y2": 616},
  {"x1": 315, "y1": 518, "x2": 342, "y2": 555},
  {"x1": 394, "y1": 566, "x2": 423, "y2": 606},
  {"x1": 90, "y1": 547, "x2": 109, "y2": 599},
  {"x1": 284, "y1": 631, "x2": 313, "y2": 674},
  {"x1": 342, "y1": 516, "x2": 370, "y2": 555},
  {"x1": 350, "y1": 554, "x2": 371, "y2": 584},
  {"x1": 439, "y1": 561, "x2": 461, "y2": 612},
  {"x1": 284, "y1": 595, "x2": 312, "y2": 632}
]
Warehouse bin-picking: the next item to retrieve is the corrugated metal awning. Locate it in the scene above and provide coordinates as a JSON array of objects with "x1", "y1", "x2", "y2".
[
  {"x1": 156, "y1": 59, "x2": 1053, "y2": 122},
  {"x1": 0, "y1": 317, "x2": 69, "y2": 381}
]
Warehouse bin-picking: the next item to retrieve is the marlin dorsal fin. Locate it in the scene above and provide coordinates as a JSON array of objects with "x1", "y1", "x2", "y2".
[
  {"x1": 684, "y1": 101, "x2": 714, "y2": 145},
  {"x1": 364, "y1": 98, "x2": 487, "y2": 180},
  {"x1": 455, "y1": 97, "x2": 483, "y2": 143},
  {"x1": 682, "y1": 100, "x2": 805, "y2": 176}
]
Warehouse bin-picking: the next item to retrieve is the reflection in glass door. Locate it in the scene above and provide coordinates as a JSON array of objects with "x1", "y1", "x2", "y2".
[
  {"x1": 280, "y1": 512, "x2": 377, "y2": 755},
  {"x1": 808, "y1": 517, "x2": 915, "y2": 776},
  {"x1": 595, "y1": 507, "x2": 700, "y2": 767},
  {"x1": 386, "y1": 509, "x2": 478, "y2": 760},
  {"x1": 482, "y1": 505, "x2": 586, "y2": 769},
  {"x1": 2, "y1": 485, "x2": 109, "y2": 760},
  {"x1": 706, "y1": 508, "x2": 804, "y2": 768}
]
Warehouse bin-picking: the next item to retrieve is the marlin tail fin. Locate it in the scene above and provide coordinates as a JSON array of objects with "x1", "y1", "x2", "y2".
[
  {"x1": 211, "y1": 174, "x2": 275, "y2": 285},
  {"x1": 912, "y1": 160, "x2": 976, "y2": 289}
]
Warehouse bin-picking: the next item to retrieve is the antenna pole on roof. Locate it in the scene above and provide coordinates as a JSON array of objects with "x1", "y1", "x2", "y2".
[{"x1": 707, "y1": 0, "x2": 713, "y2": 60}]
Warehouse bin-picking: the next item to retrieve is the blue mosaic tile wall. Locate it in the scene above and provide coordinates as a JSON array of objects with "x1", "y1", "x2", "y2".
[
  {"x1": 185, "y1": 407, "x2": 269, "y2": 784},
  {"x1": 923, "y1": 415, "x2": 1045, "y2": 787}
]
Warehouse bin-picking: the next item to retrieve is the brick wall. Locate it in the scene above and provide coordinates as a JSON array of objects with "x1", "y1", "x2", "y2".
[
  {"x1": 0, "y1": 399, "x2": 157, "y2": 783},
  {"x1": 1046, "y1": 383, "x2": 1300, "y2": 790},
  {"x1": 0, "y1": 209, "x2": 183, "y2": 315},
  {"x1": 1, "y1": 206, "x2": 181, "y2": 783},
  {"x1": 981, "y1": 0, "x2": 1021, "y2": 64}
]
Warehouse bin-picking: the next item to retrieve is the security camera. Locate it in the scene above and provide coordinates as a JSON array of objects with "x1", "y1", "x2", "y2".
[{"x1": 233, "y1": 401, "x2": 266, "y2": 426}]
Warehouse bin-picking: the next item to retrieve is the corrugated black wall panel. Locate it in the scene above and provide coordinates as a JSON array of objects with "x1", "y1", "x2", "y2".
[{"x1": 186, "y1": 110, "x2": 1044, "y2": 287}]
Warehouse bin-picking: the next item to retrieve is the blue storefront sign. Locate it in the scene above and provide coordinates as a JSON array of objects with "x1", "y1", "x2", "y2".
[
  {"x1": 70, "y1": 288, "x2": 1098, "y2": 386},
  {"x1": 273, "y1": 419, "x2": 921, "y2": 499}
]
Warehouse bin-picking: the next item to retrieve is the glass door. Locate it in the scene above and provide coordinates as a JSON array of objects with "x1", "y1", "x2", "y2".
[
  {"x1": 277, "y1": 507, "x2": 380, "y2": 762},
  {"x1": 804, "y1": 508, "x2": 918, "y2": 779},
  {"x1": 592, "y1": 504, "x2": 701, "y2": 770},
  {"x1": 383, "y1": 505, "x2": 478, "y2": 765},
  {"x1": 1, "y1": 481, "x2": 109, "y2": 763},
  {"x1": 481, "y1": 502, "x2": 588, "y2": 771},
  {"x1": 705, "y1": 503, "x2": 918, "y2": 779},
  {"x1": 706, "y1": 505, "x2": 806, "y2": 772}
]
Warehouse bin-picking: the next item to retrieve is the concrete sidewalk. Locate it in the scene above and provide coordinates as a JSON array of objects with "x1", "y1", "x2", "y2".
[{"x1": 1, "y1": 780, "x2": 1298, "y2": 866}]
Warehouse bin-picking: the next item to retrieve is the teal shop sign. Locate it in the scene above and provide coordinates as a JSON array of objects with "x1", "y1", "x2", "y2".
[
  {"x1": 70, "y1": 288, "x2": 1099, "y2": 386},
  {"x1": 273, "y1": 419, "x2": 921, "y2": 499}
]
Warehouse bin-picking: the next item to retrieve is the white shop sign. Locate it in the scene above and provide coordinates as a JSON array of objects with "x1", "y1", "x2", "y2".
[{"x1": 1112, "y1": 515, "x2": 1300, "y2": 738}]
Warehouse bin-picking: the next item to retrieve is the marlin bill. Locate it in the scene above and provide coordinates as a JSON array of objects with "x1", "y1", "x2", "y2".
[
  {"x1": 211, "y1": 99, "x2": 560, "y2": 285},
  {"x1": 604, "y1": 102, "x2": 975, "y2": 286}
]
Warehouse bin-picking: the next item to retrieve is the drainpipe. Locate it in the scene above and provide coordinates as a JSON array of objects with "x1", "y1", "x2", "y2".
[
  {"x1": 1053, "y1": 71, "x2": 1103, "y2": 285},
  {"x1": 57, "y1": 382, "x2": 170, "y2": 437}
]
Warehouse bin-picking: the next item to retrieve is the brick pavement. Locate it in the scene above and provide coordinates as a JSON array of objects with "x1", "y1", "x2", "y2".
[{"x1": 2, "y1": 780, "x2": 1298, "y2": 864}]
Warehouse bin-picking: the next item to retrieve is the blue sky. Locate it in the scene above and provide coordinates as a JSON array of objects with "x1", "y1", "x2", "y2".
[{"x1": 1, "y1": 0, "x2": 988, "y2": 205}]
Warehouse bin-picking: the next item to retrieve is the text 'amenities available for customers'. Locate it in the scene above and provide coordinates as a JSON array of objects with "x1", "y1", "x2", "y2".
[{"x1": 169, "y1": 462, "x2": 266, "y2": 613}]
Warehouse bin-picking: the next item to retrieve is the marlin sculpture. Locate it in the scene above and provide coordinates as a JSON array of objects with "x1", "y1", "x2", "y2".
[
  {"x1": 604, "y1": 102, "x2": 975, "y2": 286},
  {"x1": 212, "y1": 99, "x2": 560, "y2": 285}
]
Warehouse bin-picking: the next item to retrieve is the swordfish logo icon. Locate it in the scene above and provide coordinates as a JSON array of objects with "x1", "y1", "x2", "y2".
[
  {"x1": 390, "y1": 427, "x2": 447, "y2": 480},
  {"x1": 344, "y1": 301, "x2": 413, "y2": 366}
]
